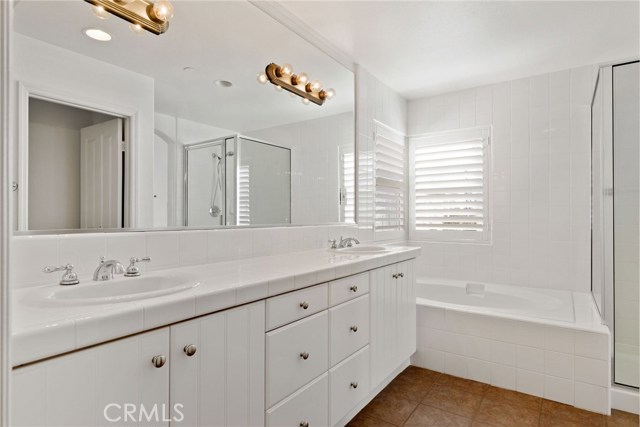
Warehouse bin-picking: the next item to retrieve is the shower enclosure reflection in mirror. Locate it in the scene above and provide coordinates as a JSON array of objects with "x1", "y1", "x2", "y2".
[{"x1": 183, "y1": 136, "x2": 291, "y2": 227}]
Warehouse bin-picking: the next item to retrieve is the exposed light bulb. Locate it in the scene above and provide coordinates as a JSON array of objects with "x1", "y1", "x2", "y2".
[
  {"x1": 274, "y1": 85, "x2": 283, "y2": 92},
  {"x1": 302, "y1": 98, "x2": 310, "y2": 105},
  {"x1": 309, "y1": 80, "x2": 322, "y2": 92},
  {"x1": 256, "y1": 72, "x2": 268, "y2": 84},
  {"x1": 324, "y1": 88, "x2": 336, "y2": 99},
  {"x1": 280, "y1": 63, "x2": 293, "y2": 76},
  {"x1": 296, "y1": 72, "x2": 309, "y2": 85},
  {"x1": 152, "y1": 0, "x2": 174, "y2": 22},
  {"x1": 129, "y1": 23, "x2": 144, "y2": 35},
  {"x1": 91, "y1": 5, "x2": 110, "y2": 19}
]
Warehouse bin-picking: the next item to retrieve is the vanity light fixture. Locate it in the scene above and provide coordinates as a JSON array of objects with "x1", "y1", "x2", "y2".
[
  {"x1": 83, "y1": 0, "x2": 175, "y2": 35},
  {"x1": 257, "y1": 62, "x2": 335, "y2": 106}
]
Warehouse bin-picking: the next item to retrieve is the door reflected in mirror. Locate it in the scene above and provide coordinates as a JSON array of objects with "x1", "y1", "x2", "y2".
[{"x1": 12, "y1": 0, "x2": 355, "y2": 233}]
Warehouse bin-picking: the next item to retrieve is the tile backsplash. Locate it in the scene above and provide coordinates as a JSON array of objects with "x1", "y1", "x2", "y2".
[{"x1": 10, "y1": 225, "x2": 361, "y2": 289}]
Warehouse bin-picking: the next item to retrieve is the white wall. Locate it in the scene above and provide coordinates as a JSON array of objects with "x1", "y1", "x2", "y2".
[
  {"x1": 246, "y1": 112, "x2": 354, "y2": 225},
  {"x1": 11, "y1": 33, "x2": 155, "y2": 228},
  {"x1": 407, "y1": 65, "x2": 597, "y2": 292}
]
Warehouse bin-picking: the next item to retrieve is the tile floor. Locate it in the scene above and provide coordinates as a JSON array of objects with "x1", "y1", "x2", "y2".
[{"x1": 348, "y1": 366, "x2": 639, "y2": 427}]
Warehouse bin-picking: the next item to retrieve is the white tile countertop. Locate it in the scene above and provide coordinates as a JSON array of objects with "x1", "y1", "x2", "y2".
[{"x1": 11, "y1": 245, "x2": 420, "y2": 367}]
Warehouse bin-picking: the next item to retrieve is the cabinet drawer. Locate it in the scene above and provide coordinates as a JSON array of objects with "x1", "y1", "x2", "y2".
[
  {"x1": 329, "y1": 272, "x2": 369, "y2": 306},
  {"x1": 267, "y1": 283, "x2": 329, "y2": 331},
  {"x1": 266, "y1": 373, "x2": 329, "y2": 427},
  {"x1": 330, "y1": 346, "x2": 370, "y2": 426},
  {"x1": 267, "y1": 311, "x2": 329, "y2": 407},
  {"x1": 330, "y1": 295, "x2": 370, "y2": 366}
]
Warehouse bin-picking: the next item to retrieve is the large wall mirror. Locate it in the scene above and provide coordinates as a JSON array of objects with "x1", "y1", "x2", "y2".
[{"x1": 11, "y1": 0, "x2": 355, "y2": 233}]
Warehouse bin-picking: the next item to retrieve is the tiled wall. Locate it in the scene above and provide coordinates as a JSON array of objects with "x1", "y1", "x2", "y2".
[
  {"x1": 407, "y1": 65, "x2": 597, "y2": 292},
  {"x1": 412, "y1": 305, "x2": 611, "y2": 414},
  {"x1": 10, "y1": 225, "x2": 360, "y2": 289}
]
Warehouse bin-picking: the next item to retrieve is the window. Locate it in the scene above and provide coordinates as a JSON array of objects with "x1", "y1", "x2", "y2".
[
  {"x1": 409, "y1": 126, "x2": 491, "y2": 242},
  {"x1": 374, "y1": 122, "x2": 406, "y2": 233}
]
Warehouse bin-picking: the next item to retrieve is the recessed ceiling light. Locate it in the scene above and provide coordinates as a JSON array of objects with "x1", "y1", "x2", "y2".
[
  {"x1": 213, "y1": 80, "x2": 233, "y2": 88},
  {"x1": 82, "y1": 28, "x2": 111, "y2": 42}
]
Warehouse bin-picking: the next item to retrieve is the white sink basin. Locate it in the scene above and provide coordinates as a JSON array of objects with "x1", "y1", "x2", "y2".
[
  {"x1": 329, "y1": 245, "x2": 391, "y2": 254},
  {"x1": 31, "y1": 275, "x2": 200, "y2": 306}
]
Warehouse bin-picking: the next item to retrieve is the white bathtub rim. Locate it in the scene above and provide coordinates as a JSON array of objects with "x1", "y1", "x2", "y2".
[
  {"x1": 611, "y1": 386, "x2": 640, "y2": 414},
  {"x1": 416, "y1": 278, "x2": 609, "y2": 334}
]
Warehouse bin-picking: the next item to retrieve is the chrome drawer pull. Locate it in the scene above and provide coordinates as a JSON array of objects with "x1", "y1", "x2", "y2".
[
  {"x1": 350, "y1": 325, "x2": 358, "y2": 332},
  {"x1": 300, "y1": 422, "x2": 309, "y2": 427},
  {"x1": 183, "y1": 344, "x2": 197, "y2": 357},
  {"x1": 151, "y1": 355, "x2": 166, "y2": 368},
  {"x1": 300, "y1": 301, "x2": 310, "y2": 310},
  {"x1": 350, "y1": 285, "x2": 358, "y2": 292},
  {"x1": 300, "y1": 351, "x2": 310, "y2": 360},
  {"x1": 350, "y1": 382, "x2": 358, "y2": 389}
]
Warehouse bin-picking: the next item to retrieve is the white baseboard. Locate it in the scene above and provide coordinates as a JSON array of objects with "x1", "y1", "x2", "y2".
[{"x1": 611, "y1": 386, "x2": 639, "y2": 414}]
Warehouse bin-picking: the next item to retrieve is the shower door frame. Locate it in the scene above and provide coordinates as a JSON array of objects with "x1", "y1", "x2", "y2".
[
  {"x1": 592, "y1": 61, "x2": 640, "y2": 391},
  {"x1": 183, "y1": 136, "x2": 233, "y2": 227}
]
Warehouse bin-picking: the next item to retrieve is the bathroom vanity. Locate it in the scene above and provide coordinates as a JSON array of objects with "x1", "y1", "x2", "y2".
[{"x1": 10, "y1": 247, "x2": 418, "y2": 426}]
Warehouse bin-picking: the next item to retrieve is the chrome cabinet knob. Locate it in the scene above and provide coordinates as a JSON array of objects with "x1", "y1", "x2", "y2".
[
  {"x1": 350, "y1": 325, "x2": 358, "y2": 332},
  {"x1": 300, "y1": 301, "x2": 310, "y2": 310},
  {"x1": 300, "y1": 422, "x2": 309, "y2": 427},
  {"x1": 350, "y1": 285, "x2": 358, "y2": 292},
  {"x1": 350, "y1": 381, "x2": 358, "y2": 389},
  {"x1": 300, "y1": 351, "x2": 310, "y2": 360},
  {"x1": 392, "y1": 274, "x2": 398, "y2": 279},
  {"x1": 151, "y1": 355, "x2": 166, "y2": 368},
  {"x1": 183, "y1": 344, "x2": 197, "y2": 357},
  {"x1": 398, "y1": 272, "x2": 404, "y2": 278}
]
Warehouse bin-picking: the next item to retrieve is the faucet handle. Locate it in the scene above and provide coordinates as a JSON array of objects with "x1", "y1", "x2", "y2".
[
  {"x1": 125, "y1": 256, "x2": 151, "y2": 277},
  {"x1": 43, "y1": 263, "x2": 80, "y2": 286},
  {"x1": 328, "y1": 239, "x2": 337, "y2": 249}
]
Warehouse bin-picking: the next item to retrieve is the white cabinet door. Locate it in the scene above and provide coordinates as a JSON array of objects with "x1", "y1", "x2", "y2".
[
  {"x1": 170, "y1": 301, "x2": 265, "y2": 427},
  {"x1": 11, "y1": 328, "x2": 170, "y2": 427},
  {"x1": 369, "y1": 260, "x2": 416, "y2": 388}
]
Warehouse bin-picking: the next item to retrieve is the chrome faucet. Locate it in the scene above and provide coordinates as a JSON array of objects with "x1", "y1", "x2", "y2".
[
  {"x1": 93, "y1": 257, "x2": 125, "y2": 281},
  {"x1": 338, "y1": 236, "x2": 360, "y2": 248}
]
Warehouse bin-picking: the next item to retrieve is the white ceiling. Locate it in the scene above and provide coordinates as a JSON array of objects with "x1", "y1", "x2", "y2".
[
  {"x1": 13, "y1": 1, "x2": 355, "y2": 132},
  {"x1": 279, "y1": 1, "x2": 640, "y2": 99}
]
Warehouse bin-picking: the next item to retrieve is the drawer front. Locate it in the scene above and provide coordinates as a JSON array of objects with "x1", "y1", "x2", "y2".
[
  {"x1": 266, "y1": 373, "x2": 329, "y2": 427},
  {"x1": 267, "y1": 311, "x2": 329, "y2": 407},
  {"x1": 330, "y1": 295, "x2": 370, "y2": 366},
  {"x1": 329, "y1": 346, "x2": 370, "y2": 426},
  {"x1": 329, "y1": 272, "x2": 369, "y2": 306},
  {"x1": 267, "y1": 283, "x2": 329, "y2": 331}
]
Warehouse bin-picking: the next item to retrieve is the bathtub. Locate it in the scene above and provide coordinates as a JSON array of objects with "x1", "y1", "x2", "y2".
[{"x1": 413, "y1": 278, "x2": 611, "y2": 414}]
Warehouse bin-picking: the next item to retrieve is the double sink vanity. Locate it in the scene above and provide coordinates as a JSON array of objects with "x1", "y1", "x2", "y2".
[{"x1": 10, "y1": 243, "x2": 419, "y2": 426}]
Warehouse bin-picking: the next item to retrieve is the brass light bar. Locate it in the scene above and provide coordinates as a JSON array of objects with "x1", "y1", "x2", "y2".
[
  {"x1": 84, "y1": 0, "x2": 170, "y2": 35},
  {"x1": 264, "y1": 63, "x2": 329, "y2": 106}
]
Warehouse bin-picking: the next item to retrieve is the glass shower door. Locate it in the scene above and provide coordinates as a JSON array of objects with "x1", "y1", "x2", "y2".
[{"x1": 612, "y1": 61, "x2": 639, "y2": 388}]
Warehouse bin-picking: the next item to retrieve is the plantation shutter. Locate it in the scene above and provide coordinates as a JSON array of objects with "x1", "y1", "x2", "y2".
[
  {"x1": 237, "y1": 165, "x2": 251, "y2": 225},
  {"x1": 374, "y1": 123, "x2": 406, "y2": 231},
  {"x1": 410, "y1": 126, "x2": 490, "y2": 241},
  {"x1": 341, "y1": 151, "x2": 356, "y2": 222}
]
